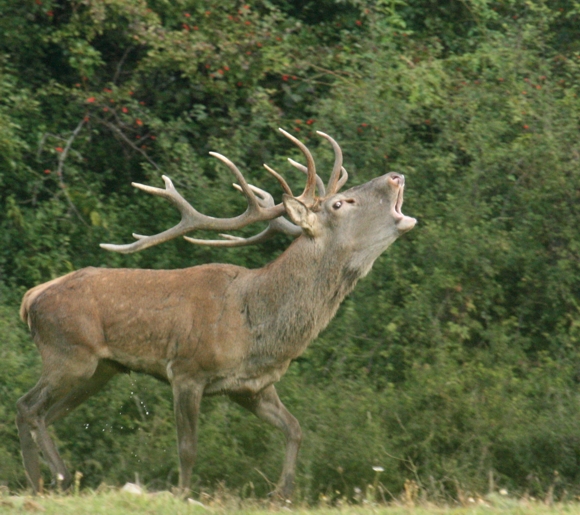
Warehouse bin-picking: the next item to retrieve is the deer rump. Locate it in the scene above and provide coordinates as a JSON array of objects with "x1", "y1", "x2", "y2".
[{"x1": 16, "y1": 129, "x2": 416, "y2": 498}]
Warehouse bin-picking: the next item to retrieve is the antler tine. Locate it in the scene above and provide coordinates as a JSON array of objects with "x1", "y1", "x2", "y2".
[
  {"x1": 278, "y1": 128, "x2": 317, "y2": 204},
  {"x1": 287, "y1": 158, "x2": 326, "y2": 197},
  {"x1": 184, "y1": 217, "x2": 302, "y2": 247},
  {"x1": 184, "y1": 183, "x2": 301, "y2": 247},
  {"x1": 263, "y1": 164, "x2": 294, "y2": 196},
  {"x1": 100, "y1": 175, "x2": 205, "y2": 254},
  {"x1": 132, "y1": 175, "x2": 197, "y2": 216},
  {"x1": 336, "y1": 166, "x2": 349, "y2": 192},
  {"x1": 209, "y1": 152, "x2": 262, "y2": 213},
  {"x1": 232, "y1": 182, "x2": 272, "y2": 207},
  {"x1": 316, "y1": 131, "x2": 344, "y2": 195}
]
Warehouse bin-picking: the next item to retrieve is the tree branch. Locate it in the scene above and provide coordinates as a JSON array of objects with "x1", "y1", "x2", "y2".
[
  {"x1": 55, "y1": 117, "x2": 90, "y2": 226},
  {"x1": 99, "y1": 118, "x2": 160, "y2": 171}
]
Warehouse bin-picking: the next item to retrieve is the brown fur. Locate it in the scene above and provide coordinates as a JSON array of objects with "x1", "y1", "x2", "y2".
[{"x1": 19, "y1": 272, "x2": 75, "y2": 327}]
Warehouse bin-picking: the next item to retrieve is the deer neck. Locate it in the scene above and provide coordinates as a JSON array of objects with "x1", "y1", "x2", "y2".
[{"x1": 244, "y1": 236, "x2": 362, "y2": 360}]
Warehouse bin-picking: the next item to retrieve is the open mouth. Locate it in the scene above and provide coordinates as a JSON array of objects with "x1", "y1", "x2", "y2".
[
  {"x1": 392, "y1": 184, "x2": 405, "y2": 220},
  {"x1": 390, "y1": 182, "x2": 417, "y2": 233}
]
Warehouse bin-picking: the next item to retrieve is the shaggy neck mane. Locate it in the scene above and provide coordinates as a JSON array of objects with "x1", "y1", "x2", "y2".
[{"x1": 244, "y1": 235, "x2": 363, "y2": 359}]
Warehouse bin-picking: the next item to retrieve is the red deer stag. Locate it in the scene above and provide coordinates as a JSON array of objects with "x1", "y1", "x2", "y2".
[{"x1": 17, "y1": 129, "x2": 416, "y2": 498}]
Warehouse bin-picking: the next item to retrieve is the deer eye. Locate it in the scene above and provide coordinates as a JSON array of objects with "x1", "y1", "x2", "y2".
[{"x1": 332, "y1": 201, "x2": 343, "y2": 210}]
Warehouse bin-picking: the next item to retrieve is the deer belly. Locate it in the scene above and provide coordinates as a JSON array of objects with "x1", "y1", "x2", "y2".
[
  {"x1": 203, "y1": 362, "x2": 289, "y2": 396},
  {"x1": 109, "y1": 350, "x2": 170, "y2": 380}
]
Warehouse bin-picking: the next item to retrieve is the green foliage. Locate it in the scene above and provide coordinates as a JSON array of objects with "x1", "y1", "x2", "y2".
[{"x1": 1, "y1": 0, "x2": 580, "y2": 502}]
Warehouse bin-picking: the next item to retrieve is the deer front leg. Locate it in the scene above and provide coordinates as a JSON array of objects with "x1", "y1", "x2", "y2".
[
  {"x1": 230, "y1": 384, "x2": 302, "y2": 499},
  {"x1": 172, "y1": 378, "x2": 203, "y2": 496}
]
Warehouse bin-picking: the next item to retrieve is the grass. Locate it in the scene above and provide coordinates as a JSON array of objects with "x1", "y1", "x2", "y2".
[{"x1": 1, "y1": 488, "x2": 580, "y2": 515}]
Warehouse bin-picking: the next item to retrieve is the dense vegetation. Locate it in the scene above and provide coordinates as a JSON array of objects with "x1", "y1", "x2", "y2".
[{"x1": 1, "y1": 0, "x2": 579, "y2": 503}]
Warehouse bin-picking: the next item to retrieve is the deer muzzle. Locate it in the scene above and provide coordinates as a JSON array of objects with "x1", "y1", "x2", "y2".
[{"x1": 389, "y1": 174, "x2": 417, "y2": 233}]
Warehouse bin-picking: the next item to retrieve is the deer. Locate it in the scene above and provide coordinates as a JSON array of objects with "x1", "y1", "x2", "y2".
[{"x1": 17, "y1": 128, "x2": 416, "y2": 498}]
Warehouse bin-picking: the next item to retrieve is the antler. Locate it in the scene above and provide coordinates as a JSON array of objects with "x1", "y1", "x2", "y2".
[
  {"x1": 317, "y1": 131, "x2": 347, "y2": 195},
  {"x1": 278, "y1": 128, "x2": 318, "y2": 205},
  {"x1": 188, "y1": 131, "x2": 350, "y2": 247},
  {"x1": 100, "y1": 129, "x2": 346, "y2": 253},
  {"x1": 280, "y1": 131, "x2": 348, "y2": 198},
  {"x1": 184, "y1": 184, "x2": 301, "y2": 247},
  {"x1": 100, "y1": 156, "x2": 285, "y2": 254},
  {"x1": 287, "y1": 159, "x2": 327, "y2": 197},
  {"x1": 262, "y1": 130, "x2": 349, "y2": 201}
]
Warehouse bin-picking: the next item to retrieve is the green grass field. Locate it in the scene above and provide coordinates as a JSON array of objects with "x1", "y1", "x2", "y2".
[{"x1": 1, "y1": 489, "x2": 580, "y2": 515}]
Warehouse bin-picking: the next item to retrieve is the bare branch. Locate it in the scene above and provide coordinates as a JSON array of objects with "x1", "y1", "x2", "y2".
[
  {"x1": 113, "y1": 46, "x2": 133, "y2": 84},
  {"x1": 55, "y1": 118, "x2": 90, "y2": 226},
  {"x1": 99, "y1": 118, "x2": 160, "y2": 171}
]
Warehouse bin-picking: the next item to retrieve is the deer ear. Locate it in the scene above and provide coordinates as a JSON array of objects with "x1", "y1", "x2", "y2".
[{"x1": 282, "y1": 195, "x2": 320, "y2": 237}]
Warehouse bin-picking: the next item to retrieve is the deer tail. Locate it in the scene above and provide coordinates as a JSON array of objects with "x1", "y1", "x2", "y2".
[{"x1": 20, "y1": 273, "x2": 74, "y2": 328}]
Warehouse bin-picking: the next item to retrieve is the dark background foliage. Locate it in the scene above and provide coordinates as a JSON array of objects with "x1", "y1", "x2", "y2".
[{"x1": 1, "y1": 0, "x2": 580, "y2": 502}]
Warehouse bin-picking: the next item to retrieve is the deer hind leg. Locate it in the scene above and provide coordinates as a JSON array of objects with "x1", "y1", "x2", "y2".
[
  {"x1": 230, "y1": 384, "x2": 302, "y2": 499},
  {"x1": 16, "y1": 383, "x2": 49, "y2": 492},
  {"x1": 44, "y1": 360, "x2": 123, "y2": 426},
  {"x1": 16, "y1": 354, "x2": 117, "y2": 493}
]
